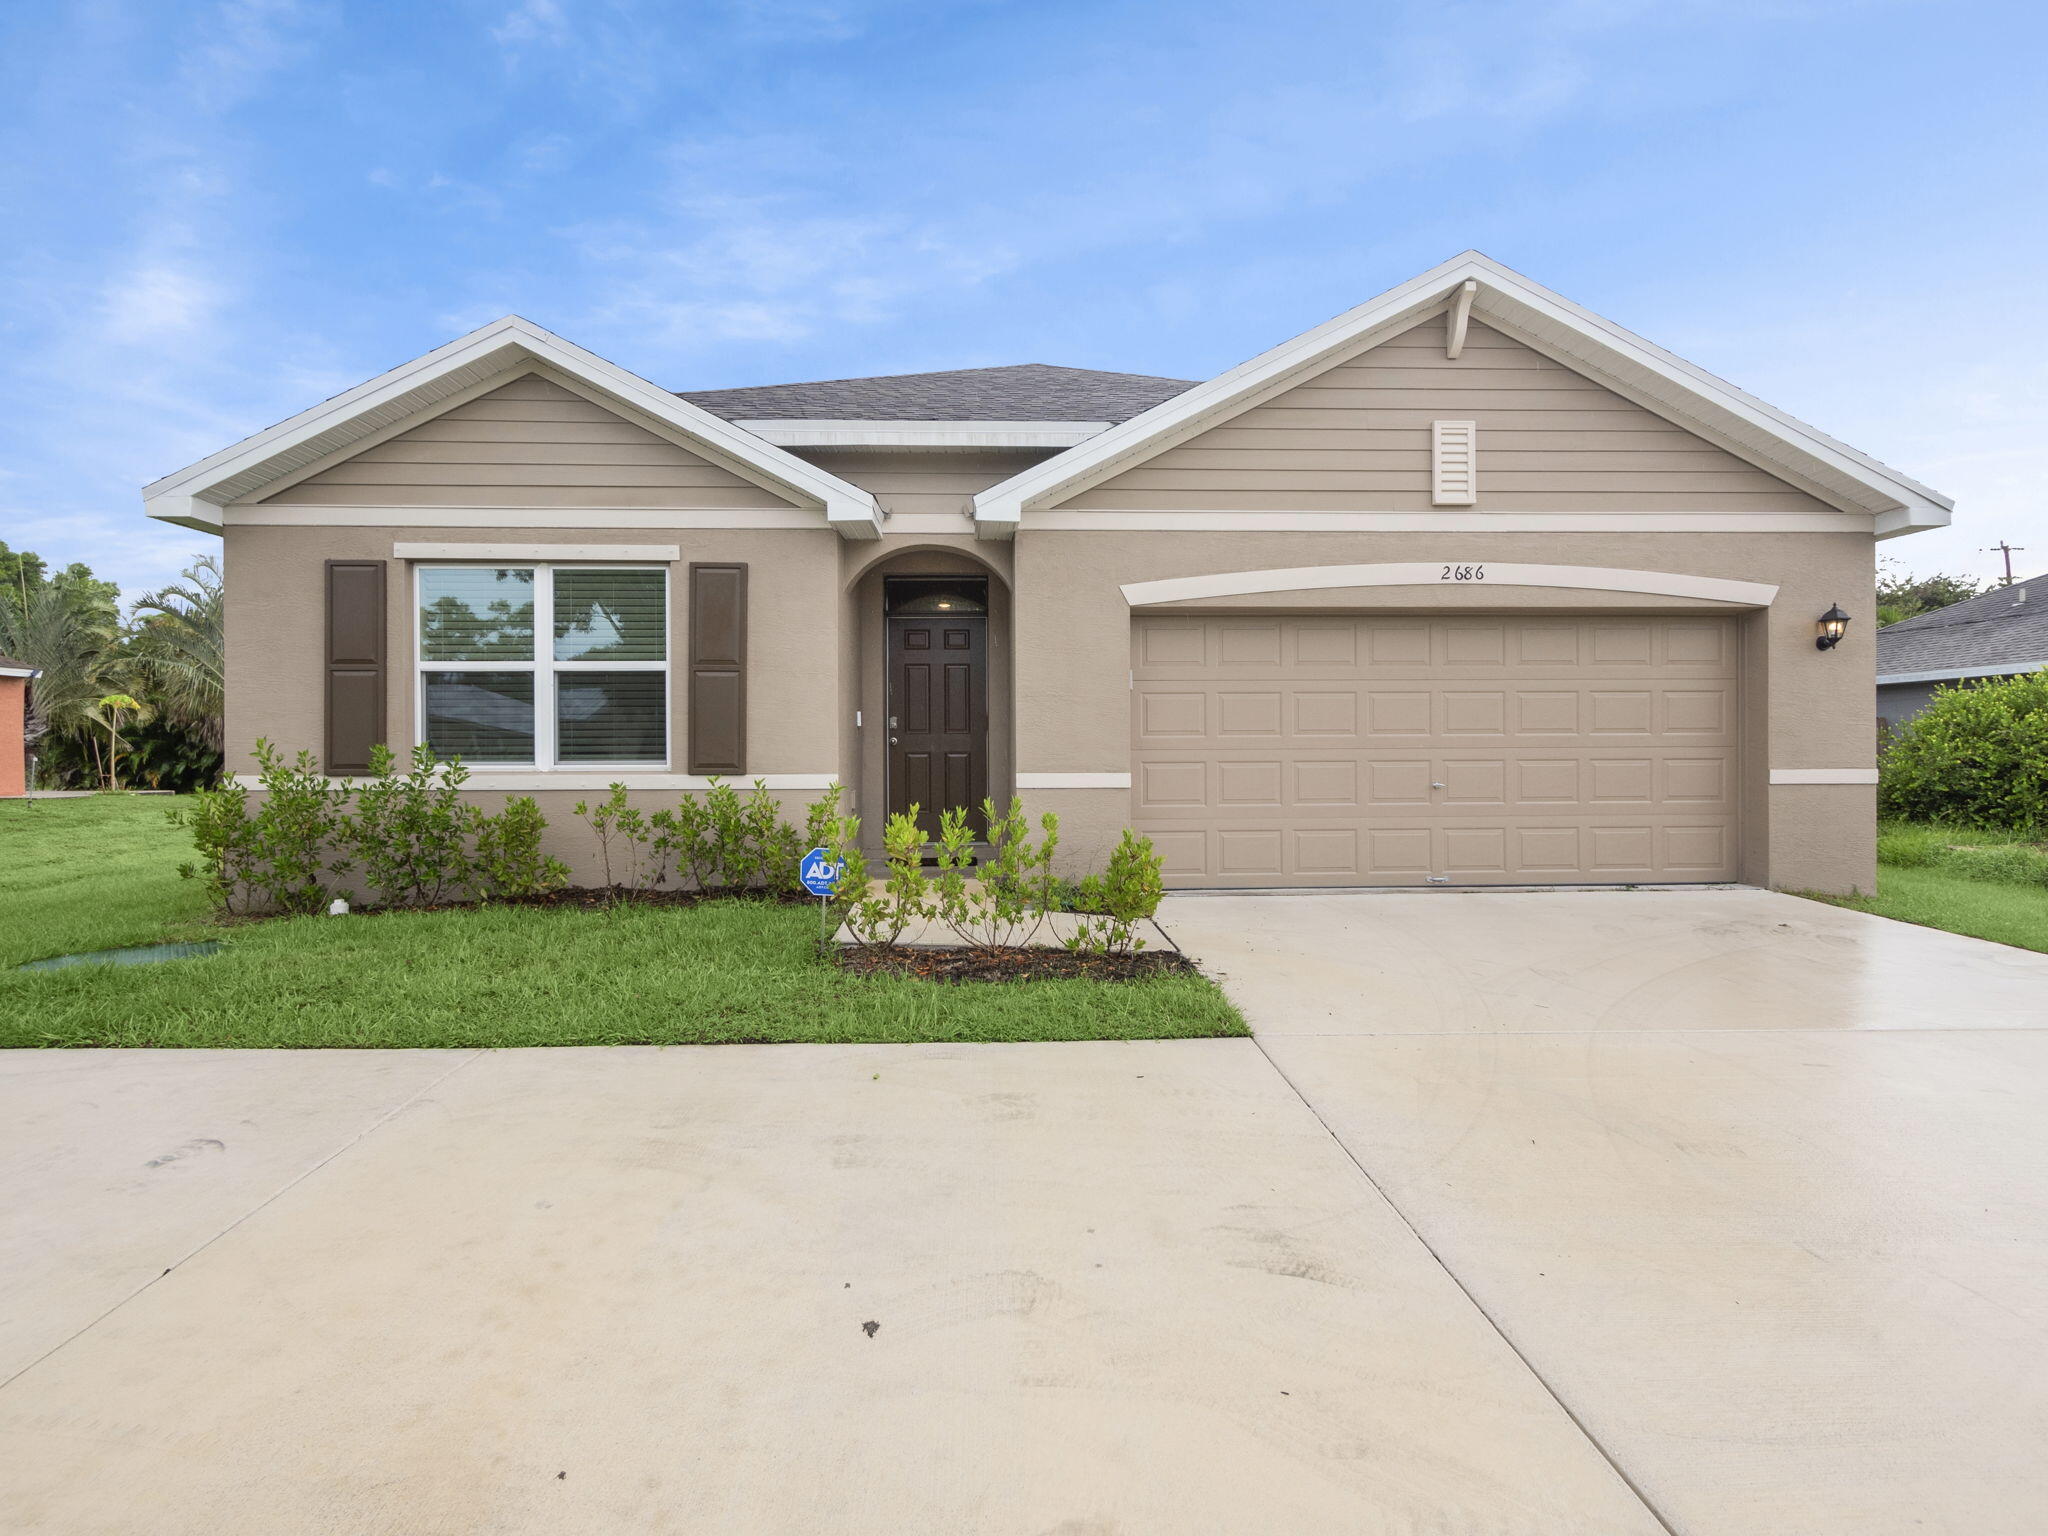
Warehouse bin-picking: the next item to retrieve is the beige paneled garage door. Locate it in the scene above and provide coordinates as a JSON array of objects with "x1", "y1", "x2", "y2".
[{"x1": 1132, "y1": 614, "x2": 1740, "y2": 887}]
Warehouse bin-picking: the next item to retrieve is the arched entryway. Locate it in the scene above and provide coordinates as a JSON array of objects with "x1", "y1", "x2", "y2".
[{"x1": 844, "y1": 545, "x2": 1013, "y2": 846}]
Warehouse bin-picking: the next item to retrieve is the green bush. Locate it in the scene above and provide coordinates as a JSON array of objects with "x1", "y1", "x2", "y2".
[
  {"x1": 1879, "y1": 672, "x2": 2048, "y2": 832},
  {"x1": 174, "y1": 742, "x2": 567, "y2": 914}
]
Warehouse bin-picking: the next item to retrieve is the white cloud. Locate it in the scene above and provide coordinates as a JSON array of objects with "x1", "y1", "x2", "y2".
[
  {"x1": 100, "y1": 263, "x2": 222, "y2": 343},
  {"x1": 175, "y1": 0, "x2": 324, "y2": 113},
  {"x1": 491, "y1": 0, "x2": 571, "y2": 49}
]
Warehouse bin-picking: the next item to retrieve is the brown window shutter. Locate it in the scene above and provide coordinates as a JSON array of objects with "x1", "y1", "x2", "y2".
[
  {"x1": 326, "y1": 559, "x2": 386, "y2": 775},
  {"x1": 688, "y1": 563, "x2": 746, "y2": 776}
]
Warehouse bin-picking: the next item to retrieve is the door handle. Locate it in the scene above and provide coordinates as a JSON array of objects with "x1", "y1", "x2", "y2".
[
  {"x1": 1431, "y1": 781, "x2": 1446, "y2": 789},
  {"x1": 889, "y1": 736, "x2": 899, "y2": 746}
]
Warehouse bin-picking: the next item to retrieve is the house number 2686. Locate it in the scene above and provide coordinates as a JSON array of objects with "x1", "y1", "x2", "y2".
[{"x1": 1440, "y1": 564, "x2": 1486, "y2": 582}]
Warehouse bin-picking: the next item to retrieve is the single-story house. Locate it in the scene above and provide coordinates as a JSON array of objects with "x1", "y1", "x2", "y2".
[
  {"x1": 144, "y1": 252, "x2": 1953, "y2": 894},
  {"x1": 0, "y1": 656, "x2": 36, "y2": 797},
  {"x1": 1876, "y1": 574, "x2": 2047, "y2": 730}
]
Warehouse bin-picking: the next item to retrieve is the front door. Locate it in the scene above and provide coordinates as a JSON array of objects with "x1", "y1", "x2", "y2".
[{"x1": 886, "y1": 614, "x2": 987, "y2": 839}]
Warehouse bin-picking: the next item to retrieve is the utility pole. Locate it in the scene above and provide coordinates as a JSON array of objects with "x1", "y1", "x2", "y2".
[{"x1": 1982, "y1": 541, "x2": 2026, "y2": 585}]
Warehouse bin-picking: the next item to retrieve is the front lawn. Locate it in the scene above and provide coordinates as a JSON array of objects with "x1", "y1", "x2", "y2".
[
  {"x1": 1809, "y1": 822, "x2": 2048, "y2": 955},
  {"x1": 0, "y1": 796, "x2": 1245, "y2": 1049}
]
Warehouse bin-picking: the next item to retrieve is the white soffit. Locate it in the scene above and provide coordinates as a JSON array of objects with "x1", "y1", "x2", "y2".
[
  {"x1": 972, "y1": 251, "x2": 1954, "y2": 540},
  {"x1": 141, "y1": 316, "x2": 884, "y2": 538}
]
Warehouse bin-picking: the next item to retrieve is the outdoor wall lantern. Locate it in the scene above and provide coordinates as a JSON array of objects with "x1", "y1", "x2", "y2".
[{"x1": 1815, "y1": 604, "x2": 1852, "y2": 651}]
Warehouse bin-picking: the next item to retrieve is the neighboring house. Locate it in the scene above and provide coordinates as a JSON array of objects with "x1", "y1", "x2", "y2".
[
  {"x1": 1876, "y1": 574, "x2": 2048, "y2": 730},
  {"x1": 142, "y1": 252, "x2": 1953, "y2": 894},
  {"x1": 0, "y1": 656, "x2": 36, "y2": 797}
]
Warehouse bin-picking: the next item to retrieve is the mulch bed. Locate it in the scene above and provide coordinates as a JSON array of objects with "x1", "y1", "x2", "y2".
[{"x1": 831, "y1": 944, "x2": 1197, "y2": 983}]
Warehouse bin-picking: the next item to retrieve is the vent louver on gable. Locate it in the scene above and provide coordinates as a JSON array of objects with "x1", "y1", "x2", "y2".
[{"x1": 1432, "y1": 419, "x2": 1477, "y2": 506}]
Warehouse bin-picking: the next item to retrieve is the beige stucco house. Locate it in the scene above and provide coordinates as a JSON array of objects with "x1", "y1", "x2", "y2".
[{"x1": 145, "y1": 252, "x2": 1951, "y2": 893}]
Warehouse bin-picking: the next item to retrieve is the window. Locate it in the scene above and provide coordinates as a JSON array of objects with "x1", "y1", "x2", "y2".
[{"x1": 417, "y1": 565, "x2": 668, "y2": 768}]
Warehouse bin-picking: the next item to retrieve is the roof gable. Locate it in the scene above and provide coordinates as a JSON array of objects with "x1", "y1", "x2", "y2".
[
  {"x1": 144, "y1": 316, "x2": 883, "y2": 537},
  {"x1": 972, "y1": 252, "x2": 1953, "y2": 539},
  {"x1": 1054, "y1": 312, "x2": 1842, "y2": 517}
]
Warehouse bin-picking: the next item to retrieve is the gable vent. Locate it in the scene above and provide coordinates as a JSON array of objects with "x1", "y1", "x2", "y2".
[{"x1": 1432, "y1": 420, "x2": 1477, "y2": 506}]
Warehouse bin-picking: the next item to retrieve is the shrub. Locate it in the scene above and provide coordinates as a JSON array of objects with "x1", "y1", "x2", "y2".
[
  {"x1": 931, "y1": 797, "x2": 1058, "y2": 952},
  {"x1": 472, "y1": 796, "x2": 570, "y2": 900},
  {"x1": 167, "y1": 779, "x2": 260, "y2": 916},
  {"x1": 343, "y1": 743, "x2": 477, "y2": 908},
  {"x1": 573, "y1": 783, "x2": 652, "y2": 894},
  {"x1": 243, "y1": 739, "x2": 353, "y2": 915},
  {"x1": 1879, "y1": 672, "x2": 2048, "y2": 832},
  {"x1": 840, "y1": 808, "x2": 930, "y2": 948},
  {"x1": 1065, "y1": 830, "x2": 1165, "y2": 956}
]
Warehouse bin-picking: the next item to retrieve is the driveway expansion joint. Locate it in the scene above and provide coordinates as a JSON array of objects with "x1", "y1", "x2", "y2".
[{"x1": 1245, "y1": 1029, "x2": 1684, "y2": 1536}]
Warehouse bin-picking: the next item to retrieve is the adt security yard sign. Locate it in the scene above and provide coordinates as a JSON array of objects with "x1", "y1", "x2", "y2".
[{"x1": 799, "y1": 847, "x2": 844, "y2": 897}]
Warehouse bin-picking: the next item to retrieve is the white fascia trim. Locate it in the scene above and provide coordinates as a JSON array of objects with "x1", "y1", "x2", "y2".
[
  {"x1": 227, "y1": 505, "x2": 825, "y2": 530},
  {"x1": 1769, "y1": 769, "x2": 1879, "y2": 785},
  {"x1": 1121, "y1": 562, "x2": 1777, "y2": 608},
  {"x1": 142, "y1": 315, "x2": 883, "y2": 538},
  {"x1": 1015, "y1": 772, "x2": 1132, "y2": 790},
  {"x1": 972, "y1": 251, "x2": 1953, "y2": 535},
  {"x1": 232, "y1": 772, "x2": 840, "y2": 792},
  {"x1": 1877, "y1": 661, "x2": 2048, "y2": 686},
  {"x1": 1027, "y1": 510, "x2": 1872, "y2": 534},
  {"x1": 0, "y1": 666, "x2": 40, "y2": 679},
  {"x1": 393, "y1": 542, "x2": 681, "y2": 562},
  {"x1": 738, "y1": 419, "x2": 1109, "y2": 449}
]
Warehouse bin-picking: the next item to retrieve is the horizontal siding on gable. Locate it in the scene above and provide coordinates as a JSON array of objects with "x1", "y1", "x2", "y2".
[
  {"x1": 261, "y1": 374, "x2": 800, "y2": 509},
  {"x1": 1054, "y1": 315, "x2": 1843, "y2": 516}
]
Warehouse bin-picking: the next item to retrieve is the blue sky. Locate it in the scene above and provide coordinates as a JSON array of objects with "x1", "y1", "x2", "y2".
[{"x1": 3, "y1": 0, "x2": 2044, "y2": 600}]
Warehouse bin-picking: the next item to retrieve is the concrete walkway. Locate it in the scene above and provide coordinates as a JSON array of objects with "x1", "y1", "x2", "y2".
[{"x1": 2, "y1": 888, "x2": 2045, "y2": 1532}]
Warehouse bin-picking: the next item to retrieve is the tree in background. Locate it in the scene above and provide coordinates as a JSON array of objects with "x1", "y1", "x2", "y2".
[
  {"x1": 1876, "y1": 562, "x2": 1984, "y2": 627},
  {"x1": 0, "y1": 541, "x2": 223, "y2": 792}
]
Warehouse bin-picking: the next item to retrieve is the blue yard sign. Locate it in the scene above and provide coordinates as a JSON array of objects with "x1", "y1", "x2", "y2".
[{"x1": 799, "y1": 846, "x2": 844, "y2": 898}]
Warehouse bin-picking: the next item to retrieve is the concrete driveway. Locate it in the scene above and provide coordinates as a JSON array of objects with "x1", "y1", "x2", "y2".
[{"x1": 2, "y1": 888, "x2": 2045, "y2": 1533}]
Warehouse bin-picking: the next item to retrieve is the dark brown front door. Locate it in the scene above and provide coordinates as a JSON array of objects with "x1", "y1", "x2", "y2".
[{"x1": 886, "y1": 614, "x2": 987, "y2": 838}]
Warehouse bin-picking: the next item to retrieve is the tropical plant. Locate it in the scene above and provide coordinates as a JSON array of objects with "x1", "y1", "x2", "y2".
[{"x1": 130, "y1": 553, "x2": 225, "y2": 754}]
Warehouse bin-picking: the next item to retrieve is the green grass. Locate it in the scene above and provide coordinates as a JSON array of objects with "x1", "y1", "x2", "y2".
[
  {"x1": 0, "y1": 795, "x2": 1245, "y2": 1049},
  {"x1": 0, "y1": 794, "x2": 214, "y2": 968},
  {"x1": 1808, "y1": 821, "x2": 2048, "y2": 955}
]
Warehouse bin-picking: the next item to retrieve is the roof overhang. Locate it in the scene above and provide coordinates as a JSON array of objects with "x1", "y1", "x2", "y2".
[
  {"x1": 1878, "y1": 661, "x2": 2048, "y2": 686},
  {"x1": 0, "y1": 665, "x2": 39, "y2": 679},
  {"x1": 143, "y1": 315, "x2": 884, "y2": 539},
  {"x1": 971, "y1": 251, "x2": 1955, "y2": 541},
  {"x1": 735, "y1": 419, "x2": 1109, "y2": 450}
]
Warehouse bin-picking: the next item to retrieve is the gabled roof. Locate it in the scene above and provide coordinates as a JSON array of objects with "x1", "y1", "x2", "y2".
[
  {"x1": 1877, "y1": 574, "x2": 2048, "y2": 682},
  {"x1": 143, "y1": 316, "x2": 884, "y2": 538},
  {"x1": 970, "y1": 251, "x2": 1955, "y2": 540},
  {"x1": 679, "y1": 363, "x2": 1195, "y2": 424}
]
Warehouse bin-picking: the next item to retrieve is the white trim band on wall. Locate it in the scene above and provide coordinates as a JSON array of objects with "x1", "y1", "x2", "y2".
[
  {"x1": 1768, "y1": 769, "x2": 1880, "y2": 785},
  {"x1": 227, "y1": 507, "x2": 826, "y2": 530},
  {"x1": 1121, "y1": 562, "x2": 1779, "y2": 608},
  {"x1": 232, "y1": 772, "x2": 840, "y2": 792},
  {"x1": 393, "y1": 542, "x2": 682, "y2": 561},
  {"x1": 1015, "y1": 772, "x2": 1133, "y2": 790}
]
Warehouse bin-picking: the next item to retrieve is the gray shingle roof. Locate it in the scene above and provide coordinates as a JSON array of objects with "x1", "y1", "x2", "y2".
[
  {"x1": 677, "y1": 363, "x2": 1197, "y2": 424},
  {"x1": 1877, "y1": 573, "x2": 2048, "y2": 677}
]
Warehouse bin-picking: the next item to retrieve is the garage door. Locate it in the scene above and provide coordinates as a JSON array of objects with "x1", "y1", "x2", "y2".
[{"x1": 1131, "y1": 614, "x2": 1740, "y2": 887}]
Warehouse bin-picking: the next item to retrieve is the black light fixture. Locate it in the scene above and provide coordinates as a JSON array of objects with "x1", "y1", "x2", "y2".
[{"x1": 1815, "y1": 604, "x2": 1852, "y2": 651}]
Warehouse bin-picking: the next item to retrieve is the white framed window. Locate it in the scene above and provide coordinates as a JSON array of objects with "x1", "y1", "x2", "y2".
[{"x1": 415, "y1": 564, "x2": 669, "y2": 769}]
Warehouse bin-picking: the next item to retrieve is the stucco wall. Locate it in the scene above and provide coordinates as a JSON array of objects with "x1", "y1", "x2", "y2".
[{"x1": 222, "y1": 523, "x2": 844, "y2": 781}]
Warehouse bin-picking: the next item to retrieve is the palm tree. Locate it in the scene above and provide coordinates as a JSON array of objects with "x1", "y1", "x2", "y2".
[
  {"x1": 92, "y1": 692, "x2": 147, "y2": 790},
  {"x1": 0, "y1": 577, "x2": 118, "y2": 783},
  {"x1": 131, "y1": 553, "x2": 224, "y2": 752}
]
